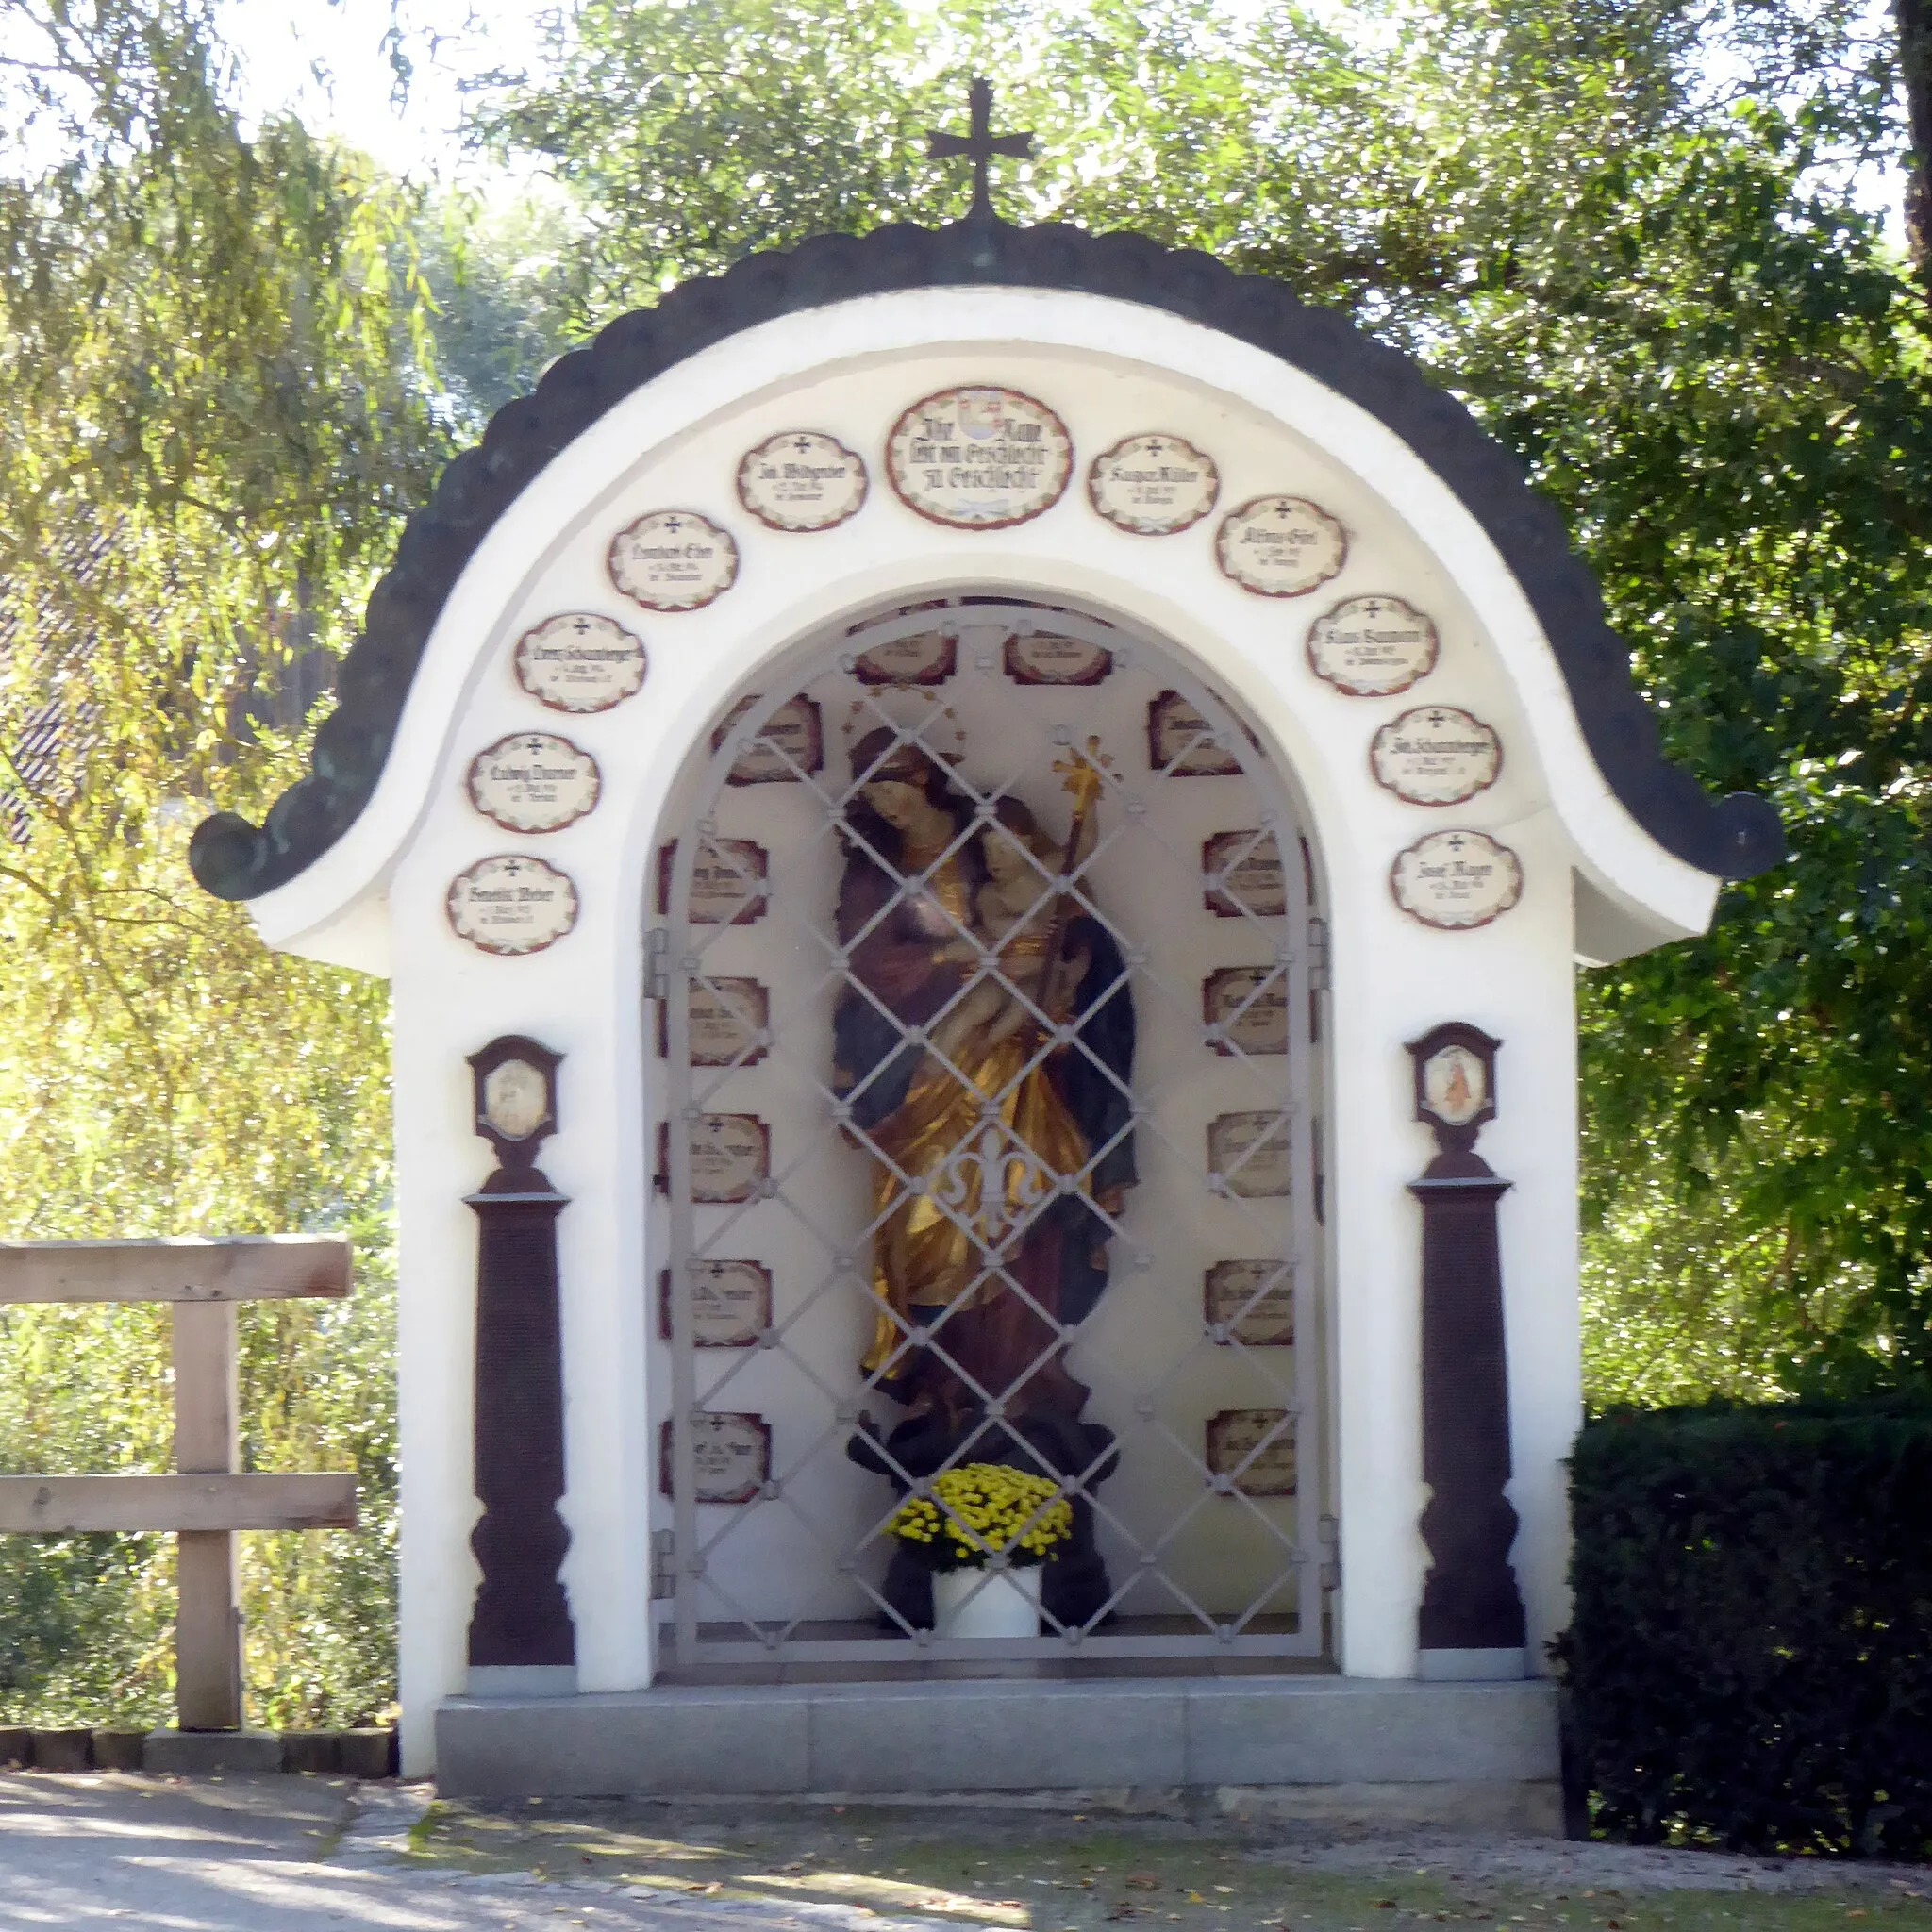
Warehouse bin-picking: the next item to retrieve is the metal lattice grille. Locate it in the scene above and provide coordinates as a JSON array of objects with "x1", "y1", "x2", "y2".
[{"x1": 654, "y1": 599, "x2": 1325, "y2": 1668}]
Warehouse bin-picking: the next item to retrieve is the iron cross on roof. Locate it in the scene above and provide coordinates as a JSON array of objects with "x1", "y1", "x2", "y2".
[{"x1": 927, "y1": 76, "x2": 1033, "y2": 222}]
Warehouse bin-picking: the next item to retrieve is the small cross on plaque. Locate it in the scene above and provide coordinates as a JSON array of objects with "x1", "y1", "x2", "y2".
[{"x1": 927, "y1": 76, "x2": 1033, "y2": 221}]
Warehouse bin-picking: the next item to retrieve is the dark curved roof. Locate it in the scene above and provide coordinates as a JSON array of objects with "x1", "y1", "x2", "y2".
[{"x1": 190, "y1": 215, "x2": 1783, "y2": 901}]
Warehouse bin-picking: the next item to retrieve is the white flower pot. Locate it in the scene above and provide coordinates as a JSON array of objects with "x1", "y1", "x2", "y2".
[{"x1": 932, "y1": 1563, "x2": 1044, "y2": 1640}]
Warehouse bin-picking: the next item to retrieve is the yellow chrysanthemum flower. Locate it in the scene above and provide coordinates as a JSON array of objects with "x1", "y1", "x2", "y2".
[{"x1": 887, "y1": 1461, "x2": 1073, "y2": 1566}]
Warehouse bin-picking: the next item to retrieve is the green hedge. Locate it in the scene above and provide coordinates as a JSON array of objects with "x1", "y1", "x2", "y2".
[{"x1": 1557, "y1": 1402, "x2": 1932, "y2": 1857}]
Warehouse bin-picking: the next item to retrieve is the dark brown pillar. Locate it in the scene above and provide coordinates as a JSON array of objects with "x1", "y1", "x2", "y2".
[
  {"x1": 464, "y1": 1037, "x2": 575, "y2": 1674},
  {"x1": 1406, "y1": 1024, "x2": 1526, "y2": 1675}
]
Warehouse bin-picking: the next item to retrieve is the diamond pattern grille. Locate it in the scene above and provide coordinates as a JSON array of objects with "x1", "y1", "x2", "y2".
[{"x1": 657, "y1": 600, "x2": 1325, "y2": 1666}]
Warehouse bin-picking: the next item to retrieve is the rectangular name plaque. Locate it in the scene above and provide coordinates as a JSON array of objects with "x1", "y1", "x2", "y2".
[
  {"x1": 1203, "y1": 966, "x2": 1290, "y2": 1057},
  {"x1": 1203, "y1": 831, "x2": 1287, "y2": 919},
  {"x1": 690, "y1": 977, "x2": 769, "y2": 1066},
  {"x1": 1148, "y1": 691, "x2": 1241, "y2": 776},
  {"x1": 1003, "y1": 629, "x2": 1112, "y2": 686},
  {"x1": 852, "y1": 630, "x2": 958, "y2": 686},
  {"x1": 684, "y1": 1113, "x2": 771, "y2": 1204},
  {"x1": 657, "y1": 839, "x2": 770, "y2": 925},
  {"x1": 658, "y1": 1260, "x2": 773, "y2": 1348},
  {"x1": 658, "y1": 1412, "x2": 773, "y2": 1505},
  {"x1": 712, "y1": 694, "x2": 824, "y2": 785},
  {"x1": 1208, "y1": 1111, "x2": 1293, "y2": 1199},
  {"x1": 1205, "y1": 1260, "x2": 1295, "y2": 1346},
  {"x1": 1206, "y1": 1408, "x2": 1297, "y2": 1497}
]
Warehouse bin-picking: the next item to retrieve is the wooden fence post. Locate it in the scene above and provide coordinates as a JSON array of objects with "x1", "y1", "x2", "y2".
[
  {"x1": 173, "y1": 1301, "x2": 242, "y2": 1731},
  {"x1": 0, "y1": 1234, "x2": 358, "y2": 1734}
]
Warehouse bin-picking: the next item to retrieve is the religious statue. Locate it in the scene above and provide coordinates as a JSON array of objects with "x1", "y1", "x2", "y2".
[{"x1": 834, "y1": 722, "x2": 1136, "y2": 1630}]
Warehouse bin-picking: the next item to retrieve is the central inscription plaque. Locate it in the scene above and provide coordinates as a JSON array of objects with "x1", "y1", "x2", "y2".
[{"x1": 885, "y1": 386, "x2": 1073, "y2": 529}]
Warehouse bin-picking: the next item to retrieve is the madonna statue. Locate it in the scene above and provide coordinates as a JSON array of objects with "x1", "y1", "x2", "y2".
[{"x1": 835, "y1": 726, "x2": 1136, "y2": 1629}]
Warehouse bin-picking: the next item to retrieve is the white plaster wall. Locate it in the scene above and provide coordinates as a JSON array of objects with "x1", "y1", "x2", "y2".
[{"x1": 238, "y1": 291, "x2": 1707, "y2": 1773}]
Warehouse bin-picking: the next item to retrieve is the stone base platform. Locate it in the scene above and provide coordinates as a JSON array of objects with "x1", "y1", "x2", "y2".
[{"x1": 436, "y1": 1676, "x2": 1559, "y2": 1810}]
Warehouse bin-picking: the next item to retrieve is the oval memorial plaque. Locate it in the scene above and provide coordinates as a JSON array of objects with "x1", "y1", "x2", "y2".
[
  {"x1": 1215, "y1": 495, "x2": 1347, "y2": 598},
  {"x1": 850, "y1": 629, "x2": 957, "y2": 686},
  {"x1": 608, "y1": 509, "x2": 739, "y2": 612},
  {"x1": 512, "y1": 613, "x2": 647, "y2": 713},
  {"x1": 446, "y1": 854, "x2": 579, "y2": 957},
  {"x1": 1087, "y1": 432, "x2": 1219, "y2": 535},
  {"x1": 466, "y1": 732, "x2": 600, "y2": 834},
  {"x1": 1307, "y1": 595, "x2": 1439, "y2": 697},
  {"x1": 885, "y1": 385, "x2": 1072, "y2": 529},
  {"x1": 1370, "y1": 705, "x2": 1502, "y2": 806},
  {"x1": 737, "y1": 430, "x2": 869, "y2": 532},
  {"x1": 1390, "y1": 829, "x2": 1524, "y2": 930}
]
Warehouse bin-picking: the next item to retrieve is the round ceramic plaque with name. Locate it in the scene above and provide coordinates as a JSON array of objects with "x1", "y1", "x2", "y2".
[
  {"x1": 736, "y1": 430, "x2": 869, "y2": 532},
  {"x1": 608, "y1": 510, "x2": 739, "y2": 612},
  {"x1": 1087, "y1": 433, "x2": 1220, "y2": 535},
  {"x1": 1307, "y1": 595, "x2": 1439, "y2": 697},
  {"x1": 513, "y1": 613, "x2": 647, "y2": 713},
  {"x1": 1370, "y1": 706, "x2": 1502, "y2": 807},
  {"x1": 466, "y1": 732, "x2": 601, "y2": 834},
  {"x1": 447, "y1": 854, "x2": 580, "y2": 956},
  {"x1": 885, "y1": 386, "x2": 1073, "y2": 530},
  {"x1": 1390, "y1": 829, "x2": 1523, "y2": 931},
  {"x1": 1215, "y1": 495, "x2": 1347, "y2": 598}
]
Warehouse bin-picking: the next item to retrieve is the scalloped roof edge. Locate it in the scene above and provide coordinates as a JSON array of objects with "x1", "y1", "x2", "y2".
[{"x1": 189, "y1": 216, "x2": 1784, "y2": 903}]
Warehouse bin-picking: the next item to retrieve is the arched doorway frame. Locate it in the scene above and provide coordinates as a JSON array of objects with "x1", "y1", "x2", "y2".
[{"x1": 649, "y1": 587, "x2": 1337, "y2": 1671}]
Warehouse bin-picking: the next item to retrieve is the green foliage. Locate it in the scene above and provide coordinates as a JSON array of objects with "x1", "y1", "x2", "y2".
[
  {"x1": 0, "y1": 0, "x2": 447, "y2": 1725},
  {"x1": 1558, "y1": 1402, "x2": 1932, "y2": 1856},
  {"x1": 480, "y1": 0, "x2": 1932, "y2": 1397}
]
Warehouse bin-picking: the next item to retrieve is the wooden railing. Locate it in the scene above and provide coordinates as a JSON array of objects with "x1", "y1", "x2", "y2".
[{"x1": 0, "y1": 1235, "x2": 358, "y2": 1731}]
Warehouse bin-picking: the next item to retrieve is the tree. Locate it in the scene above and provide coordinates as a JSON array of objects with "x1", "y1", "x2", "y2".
[
  {"x1": 476, "y1": 0, "x2": 1932, "y2": 1398},
  {"x1": 0, "y1": 0, "x2": 445, "y2": 1724}
]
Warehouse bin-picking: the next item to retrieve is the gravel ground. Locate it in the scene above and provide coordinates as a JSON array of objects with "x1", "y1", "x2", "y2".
[{"x1": 2, "y1": 1774, "x2": 1928, "y2": 1932}]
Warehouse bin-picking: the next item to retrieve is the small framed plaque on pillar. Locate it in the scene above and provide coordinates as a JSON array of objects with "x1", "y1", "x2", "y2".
[
  {"x1": 1406, "y1": 1022, "x2": 1527, "y2": 1682},
  {"x1": 464, "y1": 1035, "x2": 577, "y2": 1696}
]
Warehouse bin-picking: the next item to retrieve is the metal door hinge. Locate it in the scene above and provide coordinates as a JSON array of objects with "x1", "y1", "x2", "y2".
[
  {"x1": 651, "y1": 1527, "x2": 675, "y2": 1600},
  {"x1": 644, "y1": 927, "x2": 671, "y2": 1001},
  {"x1": 1307, "y1": 915, "x2": 1331, "y2": 992}
]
